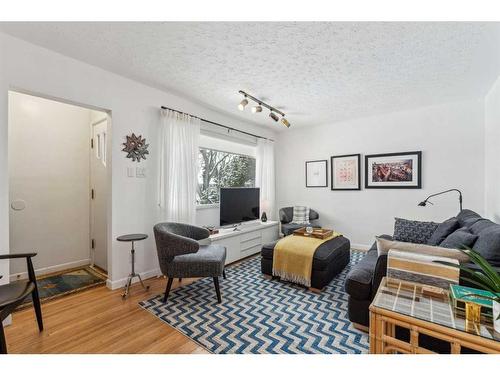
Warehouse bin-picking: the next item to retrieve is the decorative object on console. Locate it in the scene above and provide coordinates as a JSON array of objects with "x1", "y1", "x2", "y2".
[
  {"x1": 305, "y1": 160, "x2": 328, "y2": 187},
  {"x1": 365, "y1": 151, "x2": 421, "y2": 189},
  {"x1": 393, "y1": 217, "x2": 439, "y2": 244},
  {"x1": 122, "y1": 133, "x2": 149, "y2": 162},
  {"x1": 261, "y1": 211, "x2": 267, "y2": 222},
  {"x1": 418, "y1": 188, "x2": 463, "y2": 212},
  {"x1": 330, "y1": 153, "x2": 361, "y2": 190}
]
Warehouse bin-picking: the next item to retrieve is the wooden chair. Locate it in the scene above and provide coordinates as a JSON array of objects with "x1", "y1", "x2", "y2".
[{"x1": 0, "y1": 253, "x2": 43, "y2": 354}]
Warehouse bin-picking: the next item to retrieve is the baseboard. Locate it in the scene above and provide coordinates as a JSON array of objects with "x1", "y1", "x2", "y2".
[
  {"x1": 10, "y1": 258, "x2": 91, "y2": 282},
  {"x1": 350, "y1": 243, "x2": 371, "y2": 252},
  {"x1": 107, "y1": 268, "x2": 161, "y2": 290}
]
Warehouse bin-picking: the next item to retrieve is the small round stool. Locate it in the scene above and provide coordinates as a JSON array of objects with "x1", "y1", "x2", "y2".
[{"x1": 117, "y1": 233, "x2": 150, "y2": 299}]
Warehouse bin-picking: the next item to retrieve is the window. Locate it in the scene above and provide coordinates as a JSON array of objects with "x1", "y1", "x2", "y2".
[{"x1": 197, "y1": 147, "x2": 256, "y2": 205}]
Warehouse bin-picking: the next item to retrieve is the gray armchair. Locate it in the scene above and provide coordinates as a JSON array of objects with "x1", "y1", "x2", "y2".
[
  {"x1": 153, "y1": 222, "x2": 227, "y2": 303},
  {"x1": 279, "y1": 207, "x2": 320, "y2": 236}
]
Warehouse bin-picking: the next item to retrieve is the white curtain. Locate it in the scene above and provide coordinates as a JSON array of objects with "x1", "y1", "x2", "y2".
[
  {"x1": 256, "y1": 138, "x2": 276, "y2": 220},
  {"x1": 158, "y1": 109, "x2": 200, "y2": 224}
]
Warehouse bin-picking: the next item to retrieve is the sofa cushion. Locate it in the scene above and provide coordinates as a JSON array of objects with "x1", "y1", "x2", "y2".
[
  {"x1": 427, "y1": 217, "x2": 459, "y2": 246},
  {"x1": 472, "y1": 226, "x2": 500, "y2": 266},
  {"x1": 456, "y1": 209, "x2": 482, "y2": 228},
  {"x1": 470, "y1": 219, "x2": 497, "y2": 235},
  {"x1": 376, "y1": 237, "x2": 470, "y2": 263},
  {"x1": 393, "y1": 217, "x2": 439, "y2": 244},
  {"x1": 440, "y1": 228, "x2": 478, "y2": 249},
  {"x1": 344, "y1": 249, "x2": 378, "y2": 300}
]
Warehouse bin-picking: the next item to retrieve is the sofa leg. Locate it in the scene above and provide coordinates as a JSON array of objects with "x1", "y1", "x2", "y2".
[
  {"x1": 308, "y1": 287, "x2": 323, "y2": 294},
  {"x1": 222, "y1": 269, "x2": 226, "y2": 280},
  {"x1": 163, "y1": 277, "x2": 173, "y2": 303},
  {"x1": 213, "y1": 277, "x2": 222, "y2": 303}
]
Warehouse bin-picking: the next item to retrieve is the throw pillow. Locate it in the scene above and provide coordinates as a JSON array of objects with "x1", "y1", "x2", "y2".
[
  {"x1": 291, "y1": 206, "x2": 310, "y2": 224},
  {"x1": 440, "y1": 228, "x2": 478, "y2": 249},
  {"x1": 376, "y1": 236, "x2": 470, "y2": 263},
  {"x1": 426, "y1": 217, "x2": 460, "y2": 246},
  {"x1": 393, "y1": 217, "x2": 439, "y2": 244},
  {"x1": 387, "y1": 250, "x2": 459, "y2": 289},
  {"x1": 471, "y1": 226, "x2": 500, "y2": 267}
]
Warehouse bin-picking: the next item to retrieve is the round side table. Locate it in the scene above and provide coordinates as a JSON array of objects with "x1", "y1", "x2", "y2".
[{"x1": 117, "y1": 233, "x2": 150, "y2": 299}]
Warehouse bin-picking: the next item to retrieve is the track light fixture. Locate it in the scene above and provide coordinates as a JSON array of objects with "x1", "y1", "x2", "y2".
[
  {"x1": 252, "y1": 105, "x2": 263, "y2": 114},
  {"x1": 238, "y1": 97, "x2": 248, "y2": 111},
  {"x1": 238, "y1": 90, "x2": 290, "y2": 128},
  {"x1": 281, "y1": 117, "x2": 290, "y2": 128}
]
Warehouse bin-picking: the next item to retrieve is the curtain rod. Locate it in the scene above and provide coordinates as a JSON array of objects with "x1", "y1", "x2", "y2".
[{"x1": 160, "y1": 106, "x2": 274, "y2": 142}]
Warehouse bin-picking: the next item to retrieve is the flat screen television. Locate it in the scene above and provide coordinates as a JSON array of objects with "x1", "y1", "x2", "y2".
[{"x1": 219, "y1": 187, "x2": 260, "y2": 226}]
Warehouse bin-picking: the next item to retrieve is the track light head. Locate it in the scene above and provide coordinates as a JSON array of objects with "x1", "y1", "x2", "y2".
[
  {"x1": 238, "y1": 98, "x2": 248, "y2": 111},
  {"x1": 269, "y1": 111, "x2": 279, "y2": 122},
  {"x1": 252, "y1": 105, "x2": 263, "y2": 114},
  {"x1": 281, "y1": 117, "x2": 290, "y2": 128}
]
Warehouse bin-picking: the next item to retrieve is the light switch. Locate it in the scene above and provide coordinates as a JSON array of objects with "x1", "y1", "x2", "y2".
[
  {"x1": 127, "y1": 167, "x2": 135, "y2": 177},
  {"x1": 136, "y1": 167, "x2": 146, "y2": 178}
]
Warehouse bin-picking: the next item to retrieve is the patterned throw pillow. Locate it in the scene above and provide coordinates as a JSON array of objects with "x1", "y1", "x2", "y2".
[
  {"x1": 393, "y1": 217, "x2": 439, "y2": 244},
  {"x1": 387, "y1": 250, "x2": 459, "y2": 289},
  {"x1": 292, "y1": 206, "x2": 310, "y2": 224}
]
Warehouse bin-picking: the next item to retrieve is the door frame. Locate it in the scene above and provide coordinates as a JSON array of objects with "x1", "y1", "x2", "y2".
[{"x1": 7, "y1": 87, "x2": 113, "y2": 285}]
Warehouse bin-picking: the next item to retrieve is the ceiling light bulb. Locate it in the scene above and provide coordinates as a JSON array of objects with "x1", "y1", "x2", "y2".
[
  {"x1": 281, "y1": 117, "x2": 290, "y2": 128},
  {"x1": 269, "y1": 112, "x2": 279, "y2": 122},
  {"x1": 238, "y1": 98, "x2": 248, "y2": 111},
  {"x1": 252, "y1": 105, "x2": 263, "y2": 114}
]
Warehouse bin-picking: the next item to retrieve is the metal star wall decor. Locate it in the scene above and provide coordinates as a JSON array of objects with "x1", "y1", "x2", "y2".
[{"x1": 122, "y1": 133, "x2": 149, "y2": 162}]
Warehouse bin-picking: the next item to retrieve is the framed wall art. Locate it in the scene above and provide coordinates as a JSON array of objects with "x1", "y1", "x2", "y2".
[
  {"x1": 365, "y1": 151, "x2": 422, "y2": 189},
  {"x1": 305, "y1": 160, "x2": 328, "y2": 188},
  {"x1": 330, "y1": 154, "x2": 361, "y2": 190}
]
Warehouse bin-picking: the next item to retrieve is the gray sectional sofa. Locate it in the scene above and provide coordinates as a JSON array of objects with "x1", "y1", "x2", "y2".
[{"x1": 345, "y1": 209, "x2": 500, "y2": 328}]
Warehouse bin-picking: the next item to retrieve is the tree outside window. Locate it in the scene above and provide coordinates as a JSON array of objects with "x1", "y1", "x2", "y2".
[{"x1": 197, "y1": 147, "x2": 256, "y2": 205}]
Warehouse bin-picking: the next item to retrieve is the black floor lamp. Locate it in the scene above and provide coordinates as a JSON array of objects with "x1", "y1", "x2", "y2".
[{"x1": 418, "y1": 188, "x2": 463, "y2": 212}]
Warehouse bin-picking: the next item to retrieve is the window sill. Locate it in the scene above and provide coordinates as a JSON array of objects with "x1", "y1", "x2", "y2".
[{"x1": 196, "y1": 204, "x2": 220, "y2": 210}]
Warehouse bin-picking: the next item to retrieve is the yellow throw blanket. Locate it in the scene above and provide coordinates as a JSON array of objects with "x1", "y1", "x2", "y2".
[{"x1": 272, "y1": 232, "x2": 342, "y2": 287}]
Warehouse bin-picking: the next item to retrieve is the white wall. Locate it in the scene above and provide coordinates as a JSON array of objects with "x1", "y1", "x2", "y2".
[
  {"x1": 0, "y1": 32, "x2": 275, "y2": 288},
  {"x1": 8, "y1": 92, "x2": 92, "y2": 277},
  {"x1": 275, "y1": 99, "x2": 486, "y2": 248},
  {"x1": 485, "y1": 75, "x2": 500, "y2": 223}
]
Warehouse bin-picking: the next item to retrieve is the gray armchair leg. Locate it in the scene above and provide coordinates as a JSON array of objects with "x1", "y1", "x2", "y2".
[
  {"x1": 222, "y1": 269, "x2": 226, "y2": 279},
  {"x1": 163, "y1": 277, "x2": 173, "y2": 303},
  {"x1": 213, "y1": 277, "x2": 222, "y2": 303}
]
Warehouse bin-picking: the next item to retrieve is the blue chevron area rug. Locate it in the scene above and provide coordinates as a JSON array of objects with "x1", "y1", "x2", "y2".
[{"x1": 139, "y1": 250, "x2": 369, "y2": 354}]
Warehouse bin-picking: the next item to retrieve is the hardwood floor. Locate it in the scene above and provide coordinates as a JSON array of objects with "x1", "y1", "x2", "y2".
[{"x1": 4, "y1": 276, "x2": 209, "y2": 354}]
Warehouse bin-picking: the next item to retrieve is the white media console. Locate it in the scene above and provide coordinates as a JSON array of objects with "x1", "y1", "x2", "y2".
[{"x1": 203, "y1": 221, "x2": 279, "y2": 264}]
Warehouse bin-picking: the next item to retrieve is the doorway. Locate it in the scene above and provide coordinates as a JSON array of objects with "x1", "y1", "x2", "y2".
[{"x1": 8, "y1": 91, "x2": 110, "y2": 290}]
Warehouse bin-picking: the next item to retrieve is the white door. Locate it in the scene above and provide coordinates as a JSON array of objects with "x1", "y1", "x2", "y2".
[{"x1": 90, "y1": 119, "x2": 108, "y2": 271}]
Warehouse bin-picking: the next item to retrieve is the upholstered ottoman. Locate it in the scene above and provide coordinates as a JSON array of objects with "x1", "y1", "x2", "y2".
[{"x1": 260, "y1": 236, "x2": 351, "y2": 291}]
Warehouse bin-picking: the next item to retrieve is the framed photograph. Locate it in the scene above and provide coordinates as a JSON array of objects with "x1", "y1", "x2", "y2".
[
  {"x1": 365, "y1": 151, "x2": 422, "y2": 189},
  {"x1": 330, "y1": 154, "x2": 361, "y2": 190},
  {"x1": 305, "y1": 160, "x2": 328, "y2": 187}
]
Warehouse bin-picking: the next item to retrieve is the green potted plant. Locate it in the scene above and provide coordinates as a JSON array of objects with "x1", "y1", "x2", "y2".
[{"x1": 439, "y1": 248, "x2": 499, "y2": 333}]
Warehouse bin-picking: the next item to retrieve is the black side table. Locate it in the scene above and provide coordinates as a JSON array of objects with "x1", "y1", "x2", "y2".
[{"x1": 117, "y1": 233, "x2": 150, "y2": 299}]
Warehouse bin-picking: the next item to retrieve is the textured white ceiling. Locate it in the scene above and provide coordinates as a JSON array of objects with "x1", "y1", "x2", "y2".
[{"x1": 1, "y1": 22, "x2": 499, "y2": 130}]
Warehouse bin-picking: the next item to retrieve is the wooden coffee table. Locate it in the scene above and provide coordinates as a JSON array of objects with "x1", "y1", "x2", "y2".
[{"x1": 369, "y1": 277, "x2": 500, "y2": 354}]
